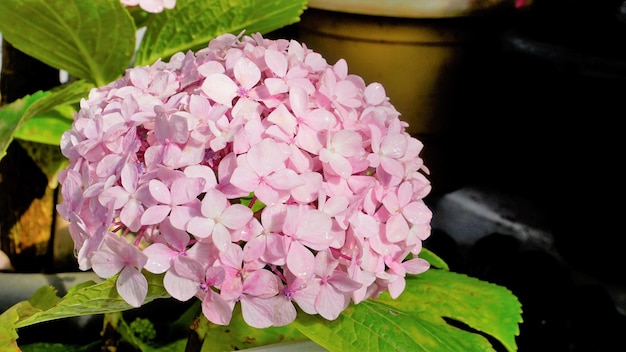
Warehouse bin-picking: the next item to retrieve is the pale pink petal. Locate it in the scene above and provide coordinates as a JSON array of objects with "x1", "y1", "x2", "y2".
[
  {"x1": 295, "y1": 125, "x2": 323, "y2": 155},
  {"x1": 294, "y1": 210, "x2": 333, "y2": 250},
  {"x1": 388, "y1": 276, "x2": 406, "y2": 299},
  {"x1": 267, "y1": 104, "x2": 296, "y2": 136},
  {"x1": 234, "y1": 57, "x2": 261, "y2": 91},
  {"x1": 380, "y1": 157, "x2": 405, "y2": 181},
  {"x1": 220, "y1": 204, "x2": 253, "y2": 230},
  {"x1": 203, "y1": 291, "x2": 233, "y2": 325},
  {"x1": 184, "y1": 165, "x2": 217, "y2": 192},
  {"x1": 186, "y1": 217, "x2": 215, "y2": 238},
  {"x1": 293, "y1": 277, "x2": 321, "y2": 315},
  {"x1": 273, "y1": 296, "x2": 297, "y2": 326},
  {"x1": 329, "y1": 272, "x2": 362, "y2": 293},
  {"x1": 169, "y1": 113, "x2": 190, "y2": 144},
  {"x1": 91, "y1": 251, "x2": 124, "y2": 278},
  {"x1": 117, "y1": 266, "x2": 148, "y2": 307},
  {"x1": 265, "y1": 78, "x2": 288, "y2": 95},
  {"x1": 322, "y1": 195, "x2": 349, "y2": 217},
  {"x1": 220, "y1": 243, "x2": 243, "y2": 268},
  {"x1": 265, "y1": 49, "x2": 288, "y2": 77},
  {"x1": 198, "y1": 61, "x2": 225, "y2": 76},
  {"x1": 212, "y1": 224, "x2": 232, "y2": 251},
  {"x1": 229, "y1": 165, "x2": 260, "y2": 192},
  {"x1": 261, "y1": 234, "x2": 287, "y2": 266},
  {"x1": 241, "y1": 296, "x2": 274, "y2": 328},
  {"x1": 120, "y1": 199, "x2": 144, "y2": 232},
  {"x1": 98, "y1": 186, "x2": 130, "y2": 209},
  {"x1": 403, "y1": 201, "x2": 432, "y2": 225},
  {"x1": 242, "y1": 236, "x2": 265, "y2": 262},
  {"x1": 264, "y1": 169, "x2": 303, "y2": 190},
  {"x1": 163, "y1": 270, "x2": 198, "y2": 301},
  {"x1": 286, "y1": 242, "x2": 314, "y2": 282},
  {"x1": 315, "y1": 285, "x2": 347, "y2": 320},
  {"x1": 201, "y1": 188, "x2": 228, "y2": 218},
  {"x1": 201, "y1": 73, "x2": 238, "y2": 107},
  {"x1": 170, "y1": 203, "x2": 200, "y2": 229},
  {"x1": 402, "y1": 257, "x2": 430, "y2": 275},
  {"x1": 243, "y1": 270, "x2": 279, "y2": 298},
  {"x1": 290, "y1": 172, "x2": 322, "y2": 204},
  {"x1": 320, "y1": 150, "x2": 352, "y2": 177},
  {"x1": 148, "y1": 179, "x2": 171, "y2": 204},
  {"x1": 143, "y1": 243, "x2": 175, "y2": 274},
  {"x1": 364, "y1": 82, "x2": 386, "y2": 105},
  {"x1": 246, "y1": 139, "x2": 288, "y2": 176},
  {"x1": 332, "y1": 130, "x2": 362, "y2": 157},
  {"x1": 170, "y1": 177, "x2": 204, "y2": 205},
  {"x1": 0, "y1": 250, "x2": 11, "y2": 271},
  {"x1": 141, "y1": 204, "x2": 171, "y2": 225}
]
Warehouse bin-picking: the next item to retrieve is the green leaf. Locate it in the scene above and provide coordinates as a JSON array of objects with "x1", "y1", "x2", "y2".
[
  {"x1": 20, "y1": 341, "x2": 101, "y2": 352},
  {"x1": 14, "y1": 80, "x2": 94, "y2": 146},
  {"x1": 0, "y1": 91, "x2": 49, "y2": 161},
  {"x1": 0, "y1": 80, "x2": 93, "y2": 163},
  {"x1": 14, "y1": 105, "x2": 75, "y2": 146},
  {"x1": 293, "y1": 302, "x2": 493, "y2": 352},
  {"x1": 21, "y1": 80, "x2": 94, "y2": 125},
  {"x1": 293, "y1": 270, "x2": 522, "y2": 352},
  {"x1": 419, "y1": 248, "x2": 449, "y2": 271},
  {"x1": 379, "y1": 270, "x2": 522, "y2": 352},
  {"x1": 0, "y1": 304, "x2": 20, "y2": 352},
  {"x1": 0, "y1": 0, "x2": 136, "y2": 85},
  {"x1": 200, "y1": 305, "x2": 308, "y2": 351},
  {"x1": 12, "y1": 272, "x2": 169, "y2": 329},
  {"x1": 135, "y1": 0, "x2": 308, "y2": 66}
]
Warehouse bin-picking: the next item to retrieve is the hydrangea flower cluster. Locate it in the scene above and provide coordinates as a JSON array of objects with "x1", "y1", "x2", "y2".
[
  {"x1": 120, "y1": 0, "x2": 175, "y2": 13},
  {"x1": 57, "y1": 32, "x2": 433, "y2": 328}
]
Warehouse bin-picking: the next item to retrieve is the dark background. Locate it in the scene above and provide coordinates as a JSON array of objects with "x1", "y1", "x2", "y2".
[{"x1": 278, "y1": 0, "x2": 626, "y2": 350}]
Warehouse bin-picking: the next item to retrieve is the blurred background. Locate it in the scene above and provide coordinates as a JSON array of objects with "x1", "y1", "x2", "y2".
[{"x1": 281, "y1": 0, "x2": 626, "y2": 350}]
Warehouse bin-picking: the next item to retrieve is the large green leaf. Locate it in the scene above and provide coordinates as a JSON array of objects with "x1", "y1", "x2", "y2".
[
  {"x1": 385, "y1": 270, "x2": 522, "y2": 352},
  {"x1": 15, "y1": 80, "x2": 94, "y2": 146},
  {"x1": 293, "y1": 269, "x2": 522, "y2": 352},
  {"x1": 200, "y1": 305, "x2": 308, "y2": 351},
  {"x1": 14, "y1": 106, "x2": 75, "y2": 146},
  {"x1": 0, "y1": 272, "x2": 169, "y2": 339},
  {"x1": 419, "y1": 247, "x2": 449, "y2": 271},
  {"x1": 0, "y1": 92, "x2": 48, "y2": 161},
  {"x1": 135, "y1": 0, "x2": 308, "y2": 66},
  {"x1": 0, "y1": 80, "x2": 94, "y2": 163},
  {"x1": 0, "y1": 305, "x2": 20, "y2": 352},
  {"x1": 0, "y1": 0, "x2": 135, "y2": 85}
]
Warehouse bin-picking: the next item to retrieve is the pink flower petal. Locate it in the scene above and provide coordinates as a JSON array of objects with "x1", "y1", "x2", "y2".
[
  {"x1": 286, "y1": 242, "x2": 314, "y2": 282},
  {"x1": 203, "y1": 291, "x2": 233, "y2": 325},
  {"x1": 220, "y1": 204, "x2": 253, "y2": 230},
  {"x1": 148, "y1": 179, "x2": 171, "y2": 204},
  {"x1": 143, "y1": 243, "x2": 175, "y2": 274},
  {"x1": 141, "y1": 204, "x2": 171, "y2": 225},
  {"x1": 163, "y1": 270, "x2": 198, "y2": 301},
  {"x1": 315, "y1": 284, "x2": 347, "y2": 320},
  {"x1": 186, "y1": 216, "x2": 215, "y2": 238},
  {"x1": 241, "y1": 296, "x2": 274, "y2": 328},
  {"x1": 234, "y1": 57, "x2": 261, "y2": 91},
  {"x1": 201, "y1": 73, "x2": 238, "y2": 107},
  {"x1": 117, "y1": 266, "x2": 148, "y2": 307}
]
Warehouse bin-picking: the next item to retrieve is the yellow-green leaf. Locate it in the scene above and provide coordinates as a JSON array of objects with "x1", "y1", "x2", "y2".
[
  {"x1": 135, "y1": 0, "x2": 308, "y2": 66},
  {"x1": 292, "y1": 269, "x2": 522, "y2": 352},
  {"x1": 0, "y1": 0, "x2": 135, "y2": 85}
]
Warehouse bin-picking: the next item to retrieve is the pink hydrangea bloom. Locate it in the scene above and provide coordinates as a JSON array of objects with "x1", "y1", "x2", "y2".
[
  {"x1": 58, "y1": 32, "x2": 433, "y2": 327},
  {"x1": 120, "y1": 0, "x2": 176, "y2": 13}
]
